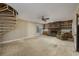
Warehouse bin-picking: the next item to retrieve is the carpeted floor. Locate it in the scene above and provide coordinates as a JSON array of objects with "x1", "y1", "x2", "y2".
[{"x1": 0, "y1": 35, "x2": 79, "y2": 56}]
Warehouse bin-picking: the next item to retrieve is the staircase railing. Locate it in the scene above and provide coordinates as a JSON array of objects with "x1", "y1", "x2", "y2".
[{"x1": 0, "y1": 3, "x2": 18, "y2": 42}]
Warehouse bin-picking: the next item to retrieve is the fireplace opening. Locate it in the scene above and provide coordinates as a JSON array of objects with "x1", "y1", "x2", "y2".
[{"x1": 48, "y1": 31, "x2": 57, "y2": 37}]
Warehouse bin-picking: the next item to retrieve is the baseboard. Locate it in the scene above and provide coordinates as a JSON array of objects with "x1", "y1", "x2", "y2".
[{"x1": 0, "y1": 35, "x2": 39, "y2": 44}]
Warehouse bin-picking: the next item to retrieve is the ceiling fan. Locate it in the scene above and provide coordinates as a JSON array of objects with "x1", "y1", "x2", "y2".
[{"x1": 41, "y1": 16, "x2": 50, "y2": 22}]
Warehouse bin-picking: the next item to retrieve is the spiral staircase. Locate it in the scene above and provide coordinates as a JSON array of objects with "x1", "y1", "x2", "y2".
[{"x1": 0, "y1": 3, "x2": 18, "y2": 42}]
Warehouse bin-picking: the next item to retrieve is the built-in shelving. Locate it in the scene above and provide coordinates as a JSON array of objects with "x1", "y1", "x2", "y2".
[{"x1": 43, "y1": 20, "x2": 73, "y2": 40}]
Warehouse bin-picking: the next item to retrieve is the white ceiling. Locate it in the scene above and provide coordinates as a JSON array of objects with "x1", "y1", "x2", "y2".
[{"x1": 8, "y1": 3, "x2": 79, "y2": 23}]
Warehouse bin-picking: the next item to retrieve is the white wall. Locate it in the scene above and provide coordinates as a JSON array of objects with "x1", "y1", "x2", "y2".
[
  {"x1": 26, "y1": 21, "x2": 37, "y2": 36},
  {"x1": 3, "y1": 19, "x2": 42, "y2": 42}
]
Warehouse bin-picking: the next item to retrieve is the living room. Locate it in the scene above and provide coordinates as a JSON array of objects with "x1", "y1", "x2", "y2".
[{"x1": 0, "y1": 3, "x2": 79, "y2": 56}]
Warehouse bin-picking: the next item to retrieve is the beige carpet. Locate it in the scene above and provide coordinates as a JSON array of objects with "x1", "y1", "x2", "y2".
[{"x1": 0, "y1": 35, "x2": 79, "y2": 56}]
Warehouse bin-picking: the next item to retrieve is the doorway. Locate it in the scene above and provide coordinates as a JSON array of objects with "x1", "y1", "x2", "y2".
[{"x1": 76, "y1": 14, "x2": 79, "y2": 51}]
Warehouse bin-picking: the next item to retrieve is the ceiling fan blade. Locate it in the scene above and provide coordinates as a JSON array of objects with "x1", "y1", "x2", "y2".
[{"x1": 41, "y1": 16, "x2": 49, "y2": 21}]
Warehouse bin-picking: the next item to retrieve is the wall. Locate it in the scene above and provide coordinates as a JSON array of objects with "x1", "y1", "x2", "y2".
[
  {"x1": 27, "y1": 23, "x2": 43, "y2": 36},
  {"x1": 3, "y1": 19, "x2": 43, "y2": 42}
]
